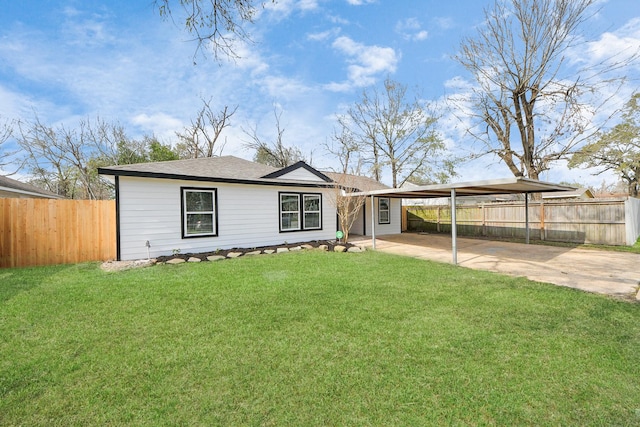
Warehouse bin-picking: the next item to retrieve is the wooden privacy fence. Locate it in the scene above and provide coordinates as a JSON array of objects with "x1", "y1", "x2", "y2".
[
  {"x1": 404, "y1": 199, "x2": 635, "y2": 246},
  {"x1": 0, "y1": 199, "x2": 116, "y2": 268}
]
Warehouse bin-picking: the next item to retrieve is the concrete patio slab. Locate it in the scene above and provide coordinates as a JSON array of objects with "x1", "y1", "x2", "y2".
[{"x1": 352, "y1": 233, "x2": 640, "y2": 299}]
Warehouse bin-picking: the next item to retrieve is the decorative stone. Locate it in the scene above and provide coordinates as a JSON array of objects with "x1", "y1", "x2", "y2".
[
  {"x1": 290, "y1": 246, "x2": 302, "y2": 251},
  {"x1": 188, "y1": 257, "x2": 201, "y2": 263},
  {"x1": 334, "y1": 245, "x2": 347, "y2": 253},
  {"x1": 264, "y1": 249, "x2": 275, "y2": 254},
  {"x1": 207, "y1": 255, "x2": 225, "y2": 262},
  {"x1": 227, "y1": 252, "x2": 243, "y2": 258},
  {"x1": 301, "y1": 244, "x2": 314, "y2": 250},
  {"x1": 347, "y1": 246, "x2": 362, "y2": 253},
  {"x1": 166, "y1": 258, "x2": 186, "y2": 264},
  {"x1": 318, "y1": 245, "x2": 328, "y2": 251},
  {"x1": 276, "y1": 247, "x2": 289, "y2": 253},
  {"x1": 245, "y1": 250, "x2": 262, "y2": 256}
]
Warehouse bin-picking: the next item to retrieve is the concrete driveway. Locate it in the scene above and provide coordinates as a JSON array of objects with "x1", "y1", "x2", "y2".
[{"x1": 352, "y1": 233, "x2": 640, "y2": 299}]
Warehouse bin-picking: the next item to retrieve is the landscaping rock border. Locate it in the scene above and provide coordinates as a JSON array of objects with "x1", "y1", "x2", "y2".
[
  {"x1": 155, "y1": 240, "x2": 362, "y2": 264},
  {"x1": 101, "y1": 240, "x2": 364, "y2": 272}
]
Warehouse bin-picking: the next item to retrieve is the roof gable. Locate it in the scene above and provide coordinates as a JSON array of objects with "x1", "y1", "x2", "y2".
[{"x1": 261, "y1": 161, "x2": 332, "y2": 182}]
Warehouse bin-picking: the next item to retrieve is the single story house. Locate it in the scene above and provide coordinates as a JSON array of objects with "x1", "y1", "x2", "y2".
[
  {"x1": 0, "y1": 175, "x2": 63, "y2": 199},
  {"x1": 98, "y1": 156, "x2": 401, "y2": 261}
]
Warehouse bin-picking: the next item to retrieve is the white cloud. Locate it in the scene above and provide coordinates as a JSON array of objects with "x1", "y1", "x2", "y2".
[
  {"x1": 261, "y1": 76, "x2": 313, "y2": 99},
  {"x1": 327, "y1": 36, "x2": 399, "y2": 90},
  {"x1": 61, "y1": 9, "x2": 115, "y2": 47},
  {"x1": 298, "y1": 0, "x2": 321, "y2": 11},
  {"x1": 587, "y1": 17, "x2": 640, "y2": 65},
  {"x1": 327, "y1": 14, "x2": 350, "y2": 25},
  {"x1": 432, "y1": 17, "x2": 454, "y2": 31},
  {"x1": 395, "y1": 18, "x2": 429, "y2": 41},
  {"x1": 262, "y1": 0, "x2": 320, "y2": 20},
  {"x1": 131, "y1": 113, "x2": 184, "y2": 140},
  {"x1": 307, "y1": 28, "x2": 341, "y2": 42},
  {"x1": 345, "y1": 0, "x2": 376, "y2": 5},
  {"x1": 570, "y1": 17, "x2": 640, "y2": 67}
]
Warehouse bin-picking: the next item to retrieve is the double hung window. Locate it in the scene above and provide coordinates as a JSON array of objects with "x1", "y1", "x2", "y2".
[
  {"x1": 378, "y1": 197, "x2": 390, "y2": 224},
  {"x1": 280, "y1": 192, "x2": 322, "y2": 232},
  {"x1": 182, "y1": 187, "x2": 217, "y2": 238}
]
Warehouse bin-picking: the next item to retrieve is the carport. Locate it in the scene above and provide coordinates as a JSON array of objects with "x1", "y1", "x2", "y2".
[{"x1": 350, "y1": 177, "x2": 575, "y2": 265}]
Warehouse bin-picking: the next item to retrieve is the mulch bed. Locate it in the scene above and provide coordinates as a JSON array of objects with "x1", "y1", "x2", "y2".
[{"x1": 155, "y1": 240, "x2": 356, "y2": 263}]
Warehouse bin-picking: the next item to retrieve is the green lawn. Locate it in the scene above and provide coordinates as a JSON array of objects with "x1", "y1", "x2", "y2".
[{"x1": 1, "y1": 251, "x2": 639, "y2": 426}]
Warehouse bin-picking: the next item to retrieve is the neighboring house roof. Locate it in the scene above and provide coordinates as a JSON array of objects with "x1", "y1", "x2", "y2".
[
  {"x1": 542, "y1": 188, "x2": 594, "y2": 200},
  {"x1": 98, "y1": 156, "x2": 388, "y2": 192},
  {"x1": 0, "y1": 175, "x2": 64, "y2": 199}
]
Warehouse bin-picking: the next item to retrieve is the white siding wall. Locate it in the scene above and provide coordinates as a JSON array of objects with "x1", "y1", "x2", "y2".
[
  {"x1": 350, "y1": 203, "x2": 366, "y2": 236},
  {"x1": 277, "y1": 168, "x2": 325, "y2": 181},
  {"x1": 118, "y1": 177, "x2": 337, "y2": 260},
  {"x1": 354, "y1": 196, "x2": 402, "y2": 237}
]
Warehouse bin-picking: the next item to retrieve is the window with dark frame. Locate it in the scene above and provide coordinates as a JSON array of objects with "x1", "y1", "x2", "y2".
[
  {"x1": 182, "y1": 187, "x2": 218, "y2": 238},
  {"x1": 303, "y1": 194, "x2": 321, "y2": 229},
  {"x1": 280, "y1": 192, "x2": 322, "y2": 232},
  {"x1": 280, "y1": 193, "x2": 301, "y2": 231},
  {"x1": 378, "y1": 197, "x2": 390, "y2": 224}
]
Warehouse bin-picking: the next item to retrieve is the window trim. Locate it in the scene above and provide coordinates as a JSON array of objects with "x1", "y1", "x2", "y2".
[
  {"x1": 279, "y1": 193, "x2": 301, "y2": 232},
  {"x1": 181, "y1": 187, "x2": 218, "y2": 239},
  {"x1": 303, "y1": 194, "x2": 322, "y2": 230},
  {"x1": 378, "y1": 197, "x2": 391, "y2": 225},
  {"x1": 279, "y1": 191, "x2": 323, "y2": 233}
]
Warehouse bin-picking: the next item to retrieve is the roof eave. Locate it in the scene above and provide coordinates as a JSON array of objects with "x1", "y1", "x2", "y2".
[
  {"x1": 347, "y1": 177, "x2": 577, "y2": 199},
  {"x1": 97, "y1": 168, "x2": 338, "y2": 189}
]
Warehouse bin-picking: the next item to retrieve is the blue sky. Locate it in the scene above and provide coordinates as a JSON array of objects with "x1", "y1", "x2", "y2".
[{"x1": 1, "y1": 0, "x2": 639, "y2": 187}]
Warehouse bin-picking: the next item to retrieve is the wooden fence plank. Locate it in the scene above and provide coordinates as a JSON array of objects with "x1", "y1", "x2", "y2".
[
  {"x1": 405, "y1": 199, "x2": 629, "y2": 246},
  {"x1": 0, "y1": 199, "x2": 116, "y2": 268}
]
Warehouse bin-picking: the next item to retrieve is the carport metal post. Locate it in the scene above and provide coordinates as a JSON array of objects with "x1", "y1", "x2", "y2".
[
  {"x1": 451, "y1": 188, "x2": 457, "y2": 265},
  {"x1": 525, "y1": 192, "x2": 530, "y2": 244},
  {"x1": 370, "y1": 196, "x2": 376, "y2": 250}
]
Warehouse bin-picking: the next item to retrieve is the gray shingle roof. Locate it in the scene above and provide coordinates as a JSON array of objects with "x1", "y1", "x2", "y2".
[
  {"x1": 0, "y1": 175, "x2": 63, "y2": 198},
  {"x1": 99, "y1": 156, "x2": 279, "y2": 180},
  {"x1": 98, "y1": 155, "x2": 390, "y2": 192}
]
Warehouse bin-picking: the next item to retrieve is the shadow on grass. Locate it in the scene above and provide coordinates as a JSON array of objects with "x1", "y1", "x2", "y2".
[{"x1": 0, "y1": 263, "x2": 84, "y2": 303}]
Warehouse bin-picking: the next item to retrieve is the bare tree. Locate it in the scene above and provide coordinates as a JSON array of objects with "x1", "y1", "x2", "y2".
[
  {"x1": 454, "y1": 0, "x2": 633, "y2": 180},
  {"x1": 154, "y1": 0, "x2": 274, "y2": 62},
  {"x1": 243, "y1": 107, "x2": 308, "y2": 168},
  {"x1": 569, "y1": 93, "x2": 640, "y2": 197},
  {"x1": 337, "y1": 97, "x2": 381, "y2": 182},
  {"x1": 340, "y1": 78, "x2": 453, "y2": 188},
  {"x1": 325, "y1": 124, "x2": 368, "y2": 243},
  {"x1": 0, "y1": 117, "x2": 17, "y2": 174},
  {"x1": 16, "y1": 116, "x2": 137, "y2": 199},
  {"x1": 176, "y1": 98, "x2": 237, "y2": 158}
]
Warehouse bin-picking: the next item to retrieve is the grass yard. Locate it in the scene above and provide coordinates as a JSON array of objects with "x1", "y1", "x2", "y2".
[{"x1": 1, "y1": 250, "x2": 639, "y2": 425}]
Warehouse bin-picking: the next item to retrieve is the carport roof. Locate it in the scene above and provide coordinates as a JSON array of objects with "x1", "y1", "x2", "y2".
[{"x1": 349, "y1": 177, "x2": 576, "y2": 198}]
